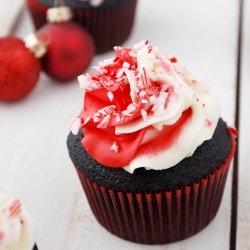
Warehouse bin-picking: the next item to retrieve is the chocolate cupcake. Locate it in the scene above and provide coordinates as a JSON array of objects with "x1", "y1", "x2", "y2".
[
  {"x1": 26, "y1": 0, "x2": 138, "y2": 53},
  {"x1": 67, "y1": 40, "x2": 237, "y2": 244},
  {"x1": 0, "y1": 191, "x2": 37, "y2": 249}
]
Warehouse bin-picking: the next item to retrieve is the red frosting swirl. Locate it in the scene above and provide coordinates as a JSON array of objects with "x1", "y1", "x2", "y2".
[
  {"x1": 75, "y1": 42, "x2": 192, "y2": 168},
  {"x1": 81, "y1": 108, "x2": 192, "y2": 167}
]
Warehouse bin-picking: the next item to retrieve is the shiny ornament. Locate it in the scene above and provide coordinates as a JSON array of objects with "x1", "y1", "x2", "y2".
[
  {"x1": 0, "y1": 36, "x2": 41, "y2": 102},
  {"x1": 37, "y1": 6, "x2": 95, "y2": 81}
]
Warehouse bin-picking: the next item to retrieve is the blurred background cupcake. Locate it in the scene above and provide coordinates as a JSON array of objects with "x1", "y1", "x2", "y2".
[
  {"x1": 25, "y1": 0, "x2": 138, "y2": 53},
  {"x1": 0, "y1": 190, "x2": 37, "y2": 249}
]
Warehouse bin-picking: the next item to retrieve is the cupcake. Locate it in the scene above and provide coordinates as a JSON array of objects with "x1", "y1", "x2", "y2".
[
  {"x1": 67, "y1": 40, "x2": 237, "y2": 244},
  {"x1": 0, "y1": 191, "x2": 37, "y2": 249},
  {"x1": 26, "y1": 0, "x2": 138, "y2": 53}
]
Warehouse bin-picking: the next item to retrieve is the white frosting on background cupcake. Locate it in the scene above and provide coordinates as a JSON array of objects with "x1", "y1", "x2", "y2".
[{"x1": 0, "y1": 191, "x2": 35, "y2": 250}]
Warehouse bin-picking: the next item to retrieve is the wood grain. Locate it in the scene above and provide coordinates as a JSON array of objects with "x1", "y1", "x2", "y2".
[
  {"x1": 0, "y1": 0, "x2": 24, "y2": 36},
  {"x1": 237, "y1": 0, "x2": 250, "y2": 248},
  {"x1": 0, "y1": 1, "x2": 240, "y2": 249}
]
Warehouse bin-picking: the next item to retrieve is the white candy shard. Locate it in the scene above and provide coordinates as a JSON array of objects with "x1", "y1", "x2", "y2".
[
  {"x1": 133, "y1": 40, "x2": 148, "y2": 51},
  {"x1": 107, "y1": 91, "x2": 114, "y2": 101},
  {"x1": 141, "y1": 109, "x2": 147, "y2": 121},
  {"x1": 122, "y1": 62, "x2": 130, "y2": 69},
  {"x1": 110, "y1": 141, "x2": 119, "y2": 153},
  {"x1": 97, "y1": 115, "x2": 111, "y2": 128},
  {"x1": 83, "y1": 115, "x2": 91, "y2": 125},
  {"x1": 68, "y1": 118, "x2": 82, "y2": 135},
  {"x1": 78, "y1": 74, "x2": 90, "y2": 89},
  {"x1": 98, "y1": 105, "x2": 116, "y2": 115},
  {"x1": 93, "y1": 117, "x2": 100, "y2": 123}
]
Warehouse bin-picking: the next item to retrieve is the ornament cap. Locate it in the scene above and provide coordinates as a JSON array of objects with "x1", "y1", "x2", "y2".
[
  {"x1": 47, "y1": 6, "x2": 73, "y2": 23},
  {"x1": 23, "y1": 32, "x2": 47, "y2": 58}
]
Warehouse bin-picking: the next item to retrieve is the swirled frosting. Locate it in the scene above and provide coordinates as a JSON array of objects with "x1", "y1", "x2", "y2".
[
  {"x1": 0, "y1": 191, "x2": 35, "y2": 250},
  {"x1": 69, "y1": 40, "x2": 220, "y2": 173}
]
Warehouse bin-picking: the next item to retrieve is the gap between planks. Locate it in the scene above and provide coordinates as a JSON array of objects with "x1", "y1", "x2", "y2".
[{"x1": 230, "y1": 0, "x2": 244, "y2": 249}]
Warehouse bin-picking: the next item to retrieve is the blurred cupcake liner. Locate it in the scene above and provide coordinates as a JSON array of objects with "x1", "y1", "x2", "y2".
[
  {"x1": 75, "y1": 129, "x2": 236, "y2": 244},
  {"x1": 33, "y1": 244, "x2": 38, "y2": 250},
  {"x1": 26, "y1": 0, "x2": 138, "y2": 53}
]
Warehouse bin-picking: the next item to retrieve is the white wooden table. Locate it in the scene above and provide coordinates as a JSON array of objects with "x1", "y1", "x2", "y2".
[{"x1": 0, "y1": 0, "x2": 248, "y2": 249}]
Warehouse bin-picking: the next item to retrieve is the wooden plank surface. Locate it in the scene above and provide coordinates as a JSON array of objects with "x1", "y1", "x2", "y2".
[
  {"x1": 237, "y1": 0, "x2": 250, "y2": 249},
  {"x1": 0, "y1": 0, "x2": 24, "y2": 36},
  {"x1": 0, "y1": 1, "x2": 239, "y2": 249}
]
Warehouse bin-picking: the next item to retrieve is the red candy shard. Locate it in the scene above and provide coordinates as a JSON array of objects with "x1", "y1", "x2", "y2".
[
  {"x1": 170, "y1": 57, "x2": 177, "y2": 63},
  {"x1": 9, "y1": 199, "x2": 21, "y2": 216},
  {"x1": 205, "y1": 119, "x2": 212, "y2": 127},
  {"x1": 0, "y1": 232, "x2": 5, "y2": 240}
]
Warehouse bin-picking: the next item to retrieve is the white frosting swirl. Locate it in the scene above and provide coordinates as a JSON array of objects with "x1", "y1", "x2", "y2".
[
  {"x1": 0, "y1": 191, "x2": 35, "y2": 250},
  {"x1": 119, "y1": 41, "x2": 221, "y2": 173}
]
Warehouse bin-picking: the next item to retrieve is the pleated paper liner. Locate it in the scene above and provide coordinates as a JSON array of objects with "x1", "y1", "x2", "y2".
[
  {"x1": 25, "y1": 0, "x2": 137, "y2": 54},
  {"x1": 75, "y1": 128, "x2": 236, "y2": 244}
]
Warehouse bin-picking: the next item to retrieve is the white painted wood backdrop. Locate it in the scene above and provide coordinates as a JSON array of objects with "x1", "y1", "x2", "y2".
[
  {"x1": 238, "y1": 0, "x2": 250, "y2": 249},
  {"x1": 0, "y1": 0, "x2": 242, "y2": 249},
  {"x1": 0, "y1": 0, "x2": 24, "y2": 36}
]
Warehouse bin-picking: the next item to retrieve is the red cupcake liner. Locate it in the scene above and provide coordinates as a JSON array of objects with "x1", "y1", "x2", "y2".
[
  {"x1": 25, "y1": 0, "x2": 137, "y2": 54},
  {"x1": 75, "y1": 128, "x2": 237, "y2": 244}
]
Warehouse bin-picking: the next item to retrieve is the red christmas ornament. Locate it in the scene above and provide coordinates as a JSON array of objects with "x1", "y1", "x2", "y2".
[
  {"x1": 0, "y1": 36, "x2": 41, "y2": 102},
  {"x1": 37, "y1": 6, "x2": 95, "y2": 81}
]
